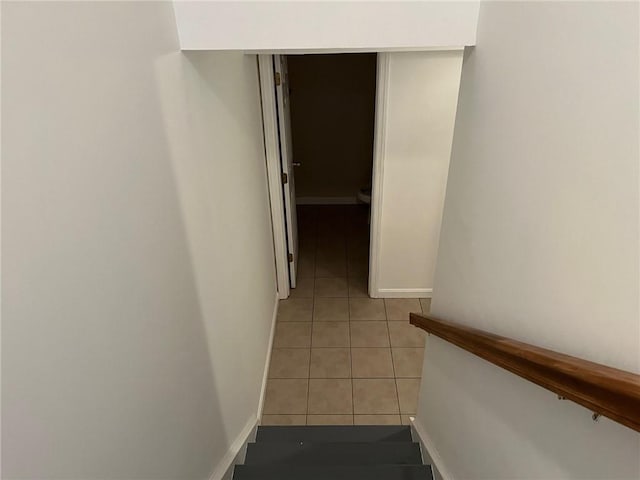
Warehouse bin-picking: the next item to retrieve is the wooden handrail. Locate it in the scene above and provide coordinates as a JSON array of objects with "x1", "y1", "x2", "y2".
[{"x1": 410, "y1": 313, "x2": 640, "y2": 432}]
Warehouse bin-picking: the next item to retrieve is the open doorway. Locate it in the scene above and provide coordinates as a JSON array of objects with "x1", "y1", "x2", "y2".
[
  {"x1": 260, "y1": 53, "x2": 378, "y2": 298},
  {"x1": 289, "y1": 53, "x2": 376, "y2": 296},
  {"x1": 261, "y1": 51, "x2": 463, "y2": 301}
]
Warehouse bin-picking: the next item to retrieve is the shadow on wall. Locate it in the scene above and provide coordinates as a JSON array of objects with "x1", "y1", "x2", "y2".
[
  {"x1": 154, "y1": 50, "x2": 278, "y2": 477},
  {"x1": 2, "y1": 3, "x2": 226, "y2": 479},
  {"x1": 418, "y1": 335, "x2": 639, "y2": 480},
  {"x1": 420, "y1": 2, "x2": 640, "y2": 479}
]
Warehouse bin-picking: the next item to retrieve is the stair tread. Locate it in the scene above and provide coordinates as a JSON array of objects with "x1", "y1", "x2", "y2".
[
  {"x1": 233, "y1": 464, "x2": 433, "y2": 480},
  {"x1": 256, "y1": 425, "x2": 412, "y2": 443},
  {"x1": 244, "y1": 441, "x2": 422, "y2": 466}
]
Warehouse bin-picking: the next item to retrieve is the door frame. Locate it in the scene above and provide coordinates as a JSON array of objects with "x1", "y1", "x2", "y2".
[
  {"x1": 258, "y1": 53, "x2": 389, "y2": 299},
  {"x1": 258, "y1": 54, "x2": 290, "y2": 299},
  {"x1": 368, "y1": 53, "x2": 390, "y2": 298},
  {"x1": 273, "y1": 55, "x2": 299, "y2": 289}
]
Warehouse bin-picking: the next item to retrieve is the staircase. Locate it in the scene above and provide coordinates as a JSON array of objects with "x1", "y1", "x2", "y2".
[{"x1": 233, "y1": 425, "x2": 433, "y2": 479}]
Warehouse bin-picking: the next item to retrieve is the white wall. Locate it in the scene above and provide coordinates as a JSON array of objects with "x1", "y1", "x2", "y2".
[
  {"x1": 373, "y1": 51, "x2": 463, "y2": 298},
  {"x1": 173, "y1": 1, "x2": 479, "y2": 52},
  {"x1": 417, "y1": 2, "x2": 640, "y2": 479},
  {"x1": 157, "y1": 51, "x2": 278, "y2": 478},
  {"x1": 2, "y1": 3, "x2": 276, "y2": 479}
]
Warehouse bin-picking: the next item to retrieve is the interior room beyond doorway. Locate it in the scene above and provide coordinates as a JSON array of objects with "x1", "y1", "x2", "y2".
[
  {"x1": 288, "y1": 53, "x2": 377, "y2": 208},
  {"x1": 285, "y1": 53, "x2": 377, "y2": 299}
]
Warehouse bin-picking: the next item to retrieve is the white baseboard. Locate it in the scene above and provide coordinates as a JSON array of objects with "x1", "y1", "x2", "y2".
[
  {"x1": 257, "y1": 291, "x2": 279, "y2": 419},
  {"x1": 210, "y1": 292, "x2": 279, "y2": 480},
  {"x1": 410, "y1": 417, "x2": 454, "y2": 480},
  {"x1": 296, "y1": 196, "x2": 359, "y2": 205},
  {"x1": 210, "y1": 416, "x2": 258, "y2": 480},
  {"x1": 375, "y1": 288, "x2": 433, "y2": 299}
]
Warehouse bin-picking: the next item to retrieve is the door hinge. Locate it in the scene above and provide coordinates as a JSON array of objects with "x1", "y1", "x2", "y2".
[
  {"x1": 288, "y1": 253, "x2": 293, "y2": 263},
  {"x1": 282, "y1": 172, "x2": 288, "y2": 184},
  {"x1": 275, "y1": 72, "x2": 281, "y2": 86}
]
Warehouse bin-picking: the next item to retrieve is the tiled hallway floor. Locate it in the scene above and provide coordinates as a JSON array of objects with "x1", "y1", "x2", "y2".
[{"x1": 261, "y1": 205, "x2": 431, "y2": 426}]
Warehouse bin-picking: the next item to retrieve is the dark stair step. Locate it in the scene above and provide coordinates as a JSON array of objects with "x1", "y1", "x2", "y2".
[
  {"x1": 244, "y1": 441, "x2": 422, "y2": 466},
  {"x1": 256, "y1": 425, "x2": 412, "y2": 443},
  {"x1": 233, "y1": 465, "x2": 433, "y2": 480}
]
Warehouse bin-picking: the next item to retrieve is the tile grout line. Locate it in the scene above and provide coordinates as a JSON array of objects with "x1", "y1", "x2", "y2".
[
  {"x1": 293, "y1": 207, "x2": 402, "y2": 424},
  {"x1": 348, "y1": 280, "x2": 355, "y2": 425},
  {"x1": 386, "y1": 299, "x2": 403, "y2": 419},
  {"x1": 304, "y1": 214, "x2": 319, "y2": 425},
  {"x1": 346, "y1": 211, "x2": 361, "y2": 425},
  {"x1": 384, "y1": 318, "x2": 402, "y2": 425}
]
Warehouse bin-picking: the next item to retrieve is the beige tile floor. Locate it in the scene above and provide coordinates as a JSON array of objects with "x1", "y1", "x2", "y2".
[{"x1": 262, "y1": 206, "x2": 431, "y2": 426}]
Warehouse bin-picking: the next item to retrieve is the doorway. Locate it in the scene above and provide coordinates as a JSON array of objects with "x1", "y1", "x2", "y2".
[
  {"x1": 260, "y1": 53, "x2": 378, "y2": 298},
  {"x1": 261, "y1": 51, "x2": 463, "y2": 300},
  {"x1": 290, "y1": 53, "x2": 376, "y2": 300}
]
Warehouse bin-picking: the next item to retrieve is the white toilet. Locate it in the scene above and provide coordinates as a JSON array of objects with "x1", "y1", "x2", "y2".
[
  {"x1": 357, "y1": 187, "x2": 372, "y2": 223},
  {"x1": 357, "y1": 186, "x2": 371, "y2": 205}
]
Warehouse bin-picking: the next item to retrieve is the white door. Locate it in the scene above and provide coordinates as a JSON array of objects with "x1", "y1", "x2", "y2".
[{"x1": 273, "y1": 55, "x2": 298, "y2": 288}]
